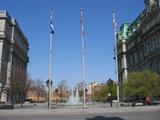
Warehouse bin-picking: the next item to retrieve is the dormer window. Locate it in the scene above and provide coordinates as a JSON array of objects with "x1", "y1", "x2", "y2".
[{"x1": 133, "y1": 28, "x2": 136, "y2": 32}]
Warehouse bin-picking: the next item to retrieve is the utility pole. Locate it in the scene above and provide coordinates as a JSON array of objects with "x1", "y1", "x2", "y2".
[
  {"x1": 80, "y1": 8, "x2": 86, "y2": 109},
  {"x1": 112, "y1": 10, "x2": 120, "y2": 107}
]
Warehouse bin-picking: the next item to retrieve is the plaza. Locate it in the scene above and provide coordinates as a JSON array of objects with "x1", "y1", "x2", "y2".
[
  {"x1": 0, "y1": 1, "x2": 160, "y2": 120},
  {"x1": 0, "y1": 103, "x2": 160, "y2": 120}
]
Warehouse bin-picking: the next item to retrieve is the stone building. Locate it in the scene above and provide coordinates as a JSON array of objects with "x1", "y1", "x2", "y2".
[
  {"x1": 117, "y1": 23, "x2": 130, "y2": 84},
  {"x1": 117, "y1": 0, "x2": 160, "y2": 85},
  {"x1": 0, "y1": 10, "x2": 29, "y2": 103}
]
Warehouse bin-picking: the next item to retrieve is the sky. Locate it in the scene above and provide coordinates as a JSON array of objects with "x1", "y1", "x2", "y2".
[{"x1": 0, "y1": 0, "x2": 144, "y2": 88}]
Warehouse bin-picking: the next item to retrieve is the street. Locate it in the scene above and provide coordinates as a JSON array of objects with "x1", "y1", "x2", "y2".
[{"x1": 0, "y1": 111, "x2": 160, "y2": 120}]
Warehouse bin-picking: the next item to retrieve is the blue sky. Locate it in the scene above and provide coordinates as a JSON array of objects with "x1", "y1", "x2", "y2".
[{"x1": 0, "y1": 0, "x2": 144, "y2": 87}]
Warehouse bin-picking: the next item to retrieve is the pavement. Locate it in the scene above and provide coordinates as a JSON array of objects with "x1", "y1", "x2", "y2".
[
  {"x1": 0, "y1": 107, "x2": 160, "y2": 120},
  {"x1": 0, "y1": 103, "x2": 160, "y2": 120},
  {"x1": 0, "y1": 103, "x2": 160, "y2": 115}
]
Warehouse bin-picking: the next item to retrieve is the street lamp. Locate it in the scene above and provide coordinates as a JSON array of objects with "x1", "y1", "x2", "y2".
[{"x1": 108, "y1": 93, "x2": 112, "y2": 107}]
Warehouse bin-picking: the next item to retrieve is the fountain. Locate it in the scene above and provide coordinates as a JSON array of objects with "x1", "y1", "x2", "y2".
[{"x1": 67, "y1": 86, "x2": 81, "y2": 105}]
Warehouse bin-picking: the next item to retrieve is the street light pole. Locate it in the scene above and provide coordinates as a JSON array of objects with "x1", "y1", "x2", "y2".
[{"x1": 112, "y1": 10, "x2": 120, "y2": 107}]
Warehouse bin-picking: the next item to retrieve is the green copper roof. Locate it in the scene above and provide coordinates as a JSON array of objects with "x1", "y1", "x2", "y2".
[{"x1": 120, "y1": 23, "x2": 130, "y2": 39}]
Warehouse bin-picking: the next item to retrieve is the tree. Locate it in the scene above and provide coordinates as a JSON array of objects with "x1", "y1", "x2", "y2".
[
  {"x1": 26, "y1": 74, "x2": 34, "y2": 93},
  {"x1": 107, "y1": 79, "x2": 117, "y2": 97},
  {"x1": 10, "y1": 68, "x2": 27, "y2": 104},
  {"x1": 124, "y1": 70, "x2": 160, "y2": 98},
  {"x1": 98, "y1": 84, "x2": 108, "y2": 102},
  {"x1": 57, "y1": 80, "x2": 68, "y2": 102},
  {"x1": 26, "y1": 78, "x2": 47, "y2": 102},
  {"x1": 92, "y1": 80, "x2": 117, "y2": 102},
  {"x1": 35, "y1": 79, "x2": 46, "y2": 102}
]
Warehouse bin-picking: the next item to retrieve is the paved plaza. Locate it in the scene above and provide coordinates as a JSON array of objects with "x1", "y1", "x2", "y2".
[
  {"x1": 0, "y1": 103, "x2": 160, "y2": 120},
  {"x1": 0, "y1": 111, "x2": 160, "y2": 120}
]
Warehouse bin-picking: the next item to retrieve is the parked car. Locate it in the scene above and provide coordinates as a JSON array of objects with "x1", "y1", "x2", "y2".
[{"x1": 122, "y1": 95, "x2": 145, "y2": 106}]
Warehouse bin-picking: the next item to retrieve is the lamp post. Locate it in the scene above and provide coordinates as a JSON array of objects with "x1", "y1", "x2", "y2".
[{"x1": 108, "y1": 93, "x2": 112, "y2": 107}]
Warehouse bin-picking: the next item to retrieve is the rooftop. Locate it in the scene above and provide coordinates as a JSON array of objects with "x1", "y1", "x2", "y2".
[{"x1": 0, "y1": 10, "x2": 28, "y2": 43}]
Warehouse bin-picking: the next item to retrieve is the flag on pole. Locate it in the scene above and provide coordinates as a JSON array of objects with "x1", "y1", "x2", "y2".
[
  {"x1": 50, "y1": 21, "x2": 54, "y2": 34},
  {"x1": 112, "y1": 10, "x2": 117, "y2": 32},
  {"x1": 80, "y1": 8, "x2": 84, "y2": 37},
  {"x1": 50, "y1": 8, "x2": 55, "y2": 34}
]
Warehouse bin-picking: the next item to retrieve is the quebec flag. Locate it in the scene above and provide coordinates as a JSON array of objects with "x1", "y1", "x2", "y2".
[{"x1": 50, "y1": 21, "x2": 54, "y2": 34}]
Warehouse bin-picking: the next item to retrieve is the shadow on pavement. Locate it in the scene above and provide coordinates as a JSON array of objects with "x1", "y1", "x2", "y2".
[{"x1": 86, "y1": 116, "x2": 124, "y2": 120}]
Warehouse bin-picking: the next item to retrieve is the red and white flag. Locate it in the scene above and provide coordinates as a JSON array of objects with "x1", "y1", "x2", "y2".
[{"x1": 112, "y1": 11, "x2": 117, "y2": 32}]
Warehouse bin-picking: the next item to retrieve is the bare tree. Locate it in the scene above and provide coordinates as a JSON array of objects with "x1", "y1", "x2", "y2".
[
  {"x1": 10, "y1": 68, "x2": 27, "y2": 104},
  {"x1": 57, "y1": 80, "x2": 68, "y2": 102},
  {"x1": 26, "y1": 74, "x2": 34, "y2": 93},
  {"x1": 35, "y1": 79, "x2": 46, "y2": 102},
  {"x1": 26, "y1": 78, "x2": 47, "y2": 102}
]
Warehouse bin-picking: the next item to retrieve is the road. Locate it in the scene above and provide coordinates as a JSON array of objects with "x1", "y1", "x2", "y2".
[
  {"x1": 0, "y1": 111, "x2": 160, "y2": 120},
  {"x1": 0, "y1": 103, "x2": 160, "y2": 120}
]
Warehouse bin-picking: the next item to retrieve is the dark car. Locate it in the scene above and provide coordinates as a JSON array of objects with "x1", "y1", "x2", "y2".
[{"x1": 123, "y1": 95, "x2": 145, "y2": 106}]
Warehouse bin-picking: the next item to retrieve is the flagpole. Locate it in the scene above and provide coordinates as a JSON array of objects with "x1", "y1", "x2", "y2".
[
  {"x1": 112, "y1": 10, "x2": 120, "y2": 107},
  {"x1": 48, "y1": 8, "x2": 53, "y2": 109},
  {"x1": 80, "y1": 8, "x2": 86, "y2": 109}
]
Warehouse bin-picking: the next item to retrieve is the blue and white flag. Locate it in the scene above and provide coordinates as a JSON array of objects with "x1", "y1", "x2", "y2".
[
  {"x1": 50, "y1": 8, "x2": 55, "y2": 34},
  {"x1": 50, "y1": 20, "x2": 54, "y2": 34}
]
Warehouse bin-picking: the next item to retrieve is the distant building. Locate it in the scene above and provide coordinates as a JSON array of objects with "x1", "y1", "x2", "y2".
[
  {"x1": 86, "y1": 81, "x2": 102, "y2": 102},
  {"x1": 87, "y1": 81, "x2": 98, "y2": 95},
  {"x1": 0, "y1": 10, "x2": 29, "y2": 103},
  {"x1": 26, "y1": 80, "x2": 47, "y2": 102},
  {"x1": 26, "y1": 90, "x2": 38, "y2": 102},
  {"x1": 26, "y1": 89, "x2": 47, "y2": 102},
  {"x1": 87, "y1": 82, "x2": 102, "y2": 96},
  {"x1": 52, "y1": 88, "x2": 61, "y2": 102}
]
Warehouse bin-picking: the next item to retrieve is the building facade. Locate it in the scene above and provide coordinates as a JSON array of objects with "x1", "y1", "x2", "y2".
[
  {"x1": 117, "y1": 0, "x2": 160, "y2": 85},
  {"x1": 117, "y1": 23, "x2": 130, "y2": 84},
  {"x1": 87, "y1": 81, "x2": 99, "y2": 95},
  {"x1": 0, "y1": 10, "x2": 29, "y2": 103}
]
